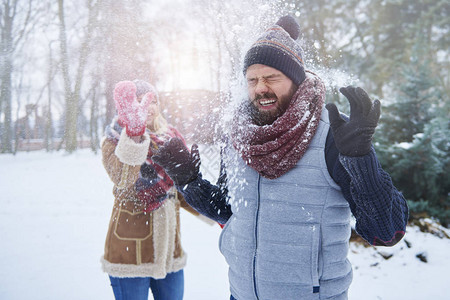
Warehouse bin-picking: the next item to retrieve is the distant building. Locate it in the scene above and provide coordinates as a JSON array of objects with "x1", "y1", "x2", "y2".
[
  {"x1": 14, "y1": 104, "x2": 47, "y2": 151},
  {"x1": 15, "y1": 104, "x2": 46, "y2": 140}
]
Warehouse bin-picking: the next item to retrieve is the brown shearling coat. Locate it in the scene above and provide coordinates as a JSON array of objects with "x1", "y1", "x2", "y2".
[{"x1": 101, "y1": 130, "x2": 200, "y2": 278}]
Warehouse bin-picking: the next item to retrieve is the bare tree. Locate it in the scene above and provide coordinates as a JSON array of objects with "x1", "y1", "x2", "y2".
[
  {"x1": 57, "y1": 0, "x2": 101, "y2": 153},
  {"x1": 43, "y1": 40, "x2": 60, "y2": 152},
  {"x1": 0, "y1": 0, "x2": 38, "y2": 153}
]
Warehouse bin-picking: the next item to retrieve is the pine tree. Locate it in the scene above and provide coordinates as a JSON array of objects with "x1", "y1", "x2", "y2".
[
  {"x1": 376, "y1": 35, "x2": 450, "y2": 225},
  {"x1": 383, "y1": 117, "x2": 450, "y2": 225},
  {"x1": 380, "y1": 57, "x2": 438, "y2": 143}
]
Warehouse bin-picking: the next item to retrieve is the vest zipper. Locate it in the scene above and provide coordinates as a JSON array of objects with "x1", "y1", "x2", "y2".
[
  {"x1": 311, "y1": 224, "x2": 320, "y2": 294},
  {"x1": 252, "y1": 174, "x2": 261, "y2": 300}
]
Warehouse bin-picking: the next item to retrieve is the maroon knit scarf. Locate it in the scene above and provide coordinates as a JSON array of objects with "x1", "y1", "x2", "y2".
[{"x1": 231, "y1": 71, "x2": 326, "y2": 179}]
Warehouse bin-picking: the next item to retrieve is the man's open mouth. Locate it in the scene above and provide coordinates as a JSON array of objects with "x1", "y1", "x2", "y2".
[{"x1": 259, "y1": 99, "x2": 276, "y2": 106}]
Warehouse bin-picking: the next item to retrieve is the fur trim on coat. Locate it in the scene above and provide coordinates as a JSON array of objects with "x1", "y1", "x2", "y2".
[{"x1": 115, "y1": 129, "x2": 150, "y2": 166}]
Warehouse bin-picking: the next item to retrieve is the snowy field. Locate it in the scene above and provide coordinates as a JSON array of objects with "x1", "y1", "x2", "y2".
[{"x1": 0, "y1": 149, "x2": 449, "y2": 300}]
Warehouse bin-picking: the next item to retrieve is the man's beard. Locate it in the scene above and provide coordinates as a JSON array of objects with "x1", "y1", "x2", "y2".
[{"x1": 246, "y1": 86, "x2": 297, "y2": 126}]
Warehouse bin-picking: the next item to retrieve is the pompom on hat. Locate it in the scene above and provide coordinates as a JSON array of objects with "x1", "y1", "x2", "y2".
[{"x1": 243, "y1": 15, "x2": 306, "y2": 86}]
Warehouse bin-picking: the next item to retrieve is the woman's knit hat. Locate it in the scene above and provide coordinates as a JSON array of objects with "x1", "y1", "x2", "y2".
[
  {"x1": 133, "y1": 79, "x2": 159, "y2": 102},
  {"x1": 243, "y1": 15, "x2": 306, "y2": 86}
]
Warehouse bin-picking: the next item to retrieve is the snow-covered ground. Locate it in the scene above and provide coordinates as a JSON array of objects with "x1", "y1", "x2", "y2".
[{"x1": 0, "y1": 149, "x2": 449, "y2": 300}]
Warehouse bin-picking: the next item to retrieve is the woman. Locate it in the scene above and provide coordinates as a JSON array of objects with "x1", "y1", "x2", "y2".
[{"x1": 101, "y1": 79, "x2": 199, "y2": 300}]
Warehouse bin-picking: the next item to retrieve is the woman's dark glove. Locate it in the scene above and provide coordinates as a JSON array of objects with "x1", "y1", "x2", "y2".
[
  {"x1": 325, "y1": 86, "x2": 381, "y2": 157},
  {"x1": 152, "y1": 138, "x2": 201, "y2": 186},
  {"x1": 140, "y1": 163, "x2": 158, "y2": 180}
]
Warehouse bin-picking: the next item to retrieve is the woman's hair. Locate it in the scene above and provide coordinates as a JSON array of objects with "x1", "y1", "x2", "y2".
[
  {"x1": 150, "y1": 113, "x2": 169, "y2": 134},
  {"x1": 133, "y1": 79, "x2": 169, "y2": 134}
]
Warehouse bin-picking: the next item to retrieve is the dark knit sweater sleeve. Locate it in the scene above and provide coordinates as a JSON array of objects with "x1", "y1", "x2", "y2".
[
  {"x1": 326, "y1": 131, "x2": 409, "y2": 246},
  {"x1": 177, "y1": 171, "x2": 232, "y2": 225}
]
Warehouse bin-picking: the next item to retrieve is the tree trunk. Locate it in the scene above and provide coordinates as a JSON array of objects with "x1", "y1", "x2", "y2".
[
  {"x1": 89, "y1": 83, "x2": 99, "y2": 153},
  {"x1": 1, "y1": 2, "x2": 14, "y2": 153},
  {"x1": 57, "y1": 0, "x2": 77, "y2": 152},
  {"x1": 58, "y1": 0, "x2": 99, "y2": 153},
  {"x1": 0, "y1": 60, "x2": 13, "y2": 153}
]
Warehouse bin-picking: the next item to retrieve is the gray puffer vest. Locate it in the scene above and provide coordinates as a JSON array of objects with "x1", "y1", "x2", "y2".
[{"x1": 219, "y1": 111, "x2": 353, "y2": 300}]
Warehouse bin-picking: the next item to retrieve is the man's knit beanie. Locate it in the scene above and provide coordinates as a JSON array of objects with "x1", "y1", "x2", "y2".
[{"x1": 243, "y1": 15, "x2": 306, "y2": 86}]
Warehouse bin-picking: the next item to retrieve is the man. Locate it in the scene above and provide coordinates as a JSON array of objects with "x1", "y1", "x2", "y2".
[{"x1": 153, "y1": 15, "x2": 408, "y2": 300}]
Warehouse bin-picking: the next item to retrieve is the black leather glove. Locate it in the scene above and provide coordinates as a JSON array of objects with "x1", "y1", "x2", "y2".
[
  {"x1": 325, "y1": 86, "x2": 381, "y2": 157},
  {"x1": 152, "y1": 137, "x2": 201, "y2": 186}
]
